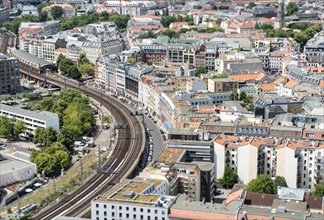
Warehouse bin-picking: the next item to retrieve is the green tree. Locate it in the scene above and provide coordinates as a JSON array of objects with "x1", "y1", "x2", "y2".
[
  {"x1": 229, "y1": 92, "x2": 239, "y2": 101},
  {"x1": 14, "y1": 120, "x2": 27, "y2": 138},
  {"x1": 239, "y1": 91, "x2": 247, "y2": 101},
  {"x1": 58, "y1": 127, "x2": 75, "y2": 151},
  {"x1": 51, "y1": 6, "x2": 64, "y2": 20},
  {"x1": 126, "y1": 58, "x2": 136, "y2": 64},
  {"x1": 99, "y1": 11, "x2": 109, "y2": 21},
  {"x1": 161, "y1": 29, "x2": 179, "y2": 39},
  {"x1": 39, "y1": 11, "x2": 49, "y2": 22},
  {"x1": 109, "y1": 14, "x2": 130, "y2": 30},
  {"x1": 138, "y1": 30, "x2": 157, "y2": 39},
  {"x1": 32, "y1": 97, "x2": 55, "y2": 111},
  {"x1": 246, "y1": 2, "x2": 256, "y2": 9},
  {"x1": 212, "y1": 6, "x2": 218, "y2": 10},
  {"x1": 37, "y1": 2, "x2": 51, "y2": 14},
  {"x1": 59, "y1": 58, "x2": 74, "y2": 75},
  {"x1": 77, "y1": 53, "x2": 91, "y2": 66},
  {"x1": 79, "y1": 63, "x2": 95, "y2": 75},
  {"x1": 273, "y1": 176, "x2": 288, "y2": 194},
  {"x1": 286, "y1": 2, "x2": 298, "y2": 16},
  {"x1": 247, "y1": 174, "x2": 275, "y2": 194},
  {"x1": 67, "y1": 66, "x2": 82, "y2": 80},
  {"x1": 56, "y1": 54, "x2": 66, "y2": 67},
  {"x1": 218, "y1": 167, "x2": 238, "y2": 189},
  {"x1": 195, "y1": 67, "x2": 208, "y2": 77},
  {"x1": 33, "y1": 127, "x2": 57, "y2": 147},
  {"x1": 311, "y1": 184, "x2": 324, "y2": 197},
  {"x1": 0, "y1": 116, "x2": 15, "y2": 138}
]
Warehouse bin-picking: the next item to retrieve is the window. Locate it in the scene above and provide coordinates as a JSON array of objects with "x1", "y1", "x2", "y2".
[
  {"x1": 126, "y1": 207, "x2": 129, "y2": 211},
  {"x1": 119, "y1": 206, "x2": 122, "y2": 210},
  {"x1": 155, "y1": 210, "x2": 158, "y2": 214},
  {"x1": 112, "y1": 205, "x2": 115, "y2": 209},
  {"x1": 140, "y1": 208, "x2": 144, "y2": 212},
  {"x1": 133, "y1": 207, "x2": 136, "y2": 212},
  {"x1": 126, "y1": 214, "x2": 129, "y2": 218},
  {"x1": 112, "y1": 212, "x2": 115, "y2": 217},
  {"x1": 148, "y1": 209, "x2": 151, "y2": 213},
  {"x1": 155, "y1": 217, "x2": 158, "y2": 220},
  {"x1": 96, "y1": 204, "x2": 99, "y2": 208},
  {"x1": 133, "y1": 214, "x2": 136, "y2": 219},
  {"x1": 104, "y1": 211, "x2": 107, "y2": 216},
  {"x1": 141, "y1": 215, "x2": 144, "y2": 220},
  {"x1": 104, "y1": 205, "x2": 106, "y2": 208},
  {"x1": 119, "y1": 213, "x2": 122, "y2": 218},
  {"x1": 96, "y1": 210, "x2": 99, "y2": 215}
]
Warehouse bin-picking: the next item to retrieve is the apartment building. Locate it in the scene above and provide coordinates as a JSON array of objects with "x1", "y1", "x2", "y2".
[
  {"x1": 0, "y1": 104, "x2": 59, "y2": 136},
  {"x1": 167, "y1": 39, "x2": 201, "y2": 67},
  {"x1": 42, "y1": 38, "x2": 66, "y2": 63},
  {"x1": 91, "y1": 177, "x2": 175, "y2": 220},
  {"x1": 82, "y1": 39, "x2": 122, "y2": 64},
  {"x1": 208, "y1": 78, "x2": 238, "y2": 93},
  {"x1": 139, "y1": 45, "x2": 167, "y2": 63},
  {"x1": 213, "y1": 134, "x2": 324, "y2": 189},
  {"x1": 0, "y1": 53, "x2": 20, "y2": 95},
  {"x1": 43, "y1": 3, "x2": 75, "y2": 19},
  {"x1": 269, "y1": 51, "x2": 284, "y2": 73},
  {"x1": 66, "y1": 41, "x2": 84, "y2": 62},
  {"x1": 304, "y1": 30, "x2": 324, "y2": 74},
  {"x1": 0, "y1": 7, "x2": 9, "y2": 26},
  {"x1": 19, "y1": 21, "x2": 60, "y2": 37}
]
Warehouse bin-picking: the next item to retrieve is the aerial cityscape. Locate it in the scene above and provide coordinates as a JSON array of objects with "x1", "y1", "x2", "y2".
[{"x1": 0, "y1": 0, "x2": 323, "y2": 219}]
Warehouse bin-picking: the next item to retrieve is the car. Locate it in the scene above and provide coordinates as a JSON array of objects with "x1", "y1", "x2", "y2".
[
  {"x1": 146, "y1": 128, "x2": 150, "y2": 132},
  {"x1": 153, "y1": 120, "x2": 157, "y2": 123},
  {"x1": 162, "y1": 135, "x2": 167, "y2": 141},
  {"x1": 160, "y1": 129, "x2": 164, "y2": 134},
  {"x1": 82, "y1": 136, "x2": 90, "y2": 142},
  {"x1": 74, "y1": 141, "x2": 84, "y2": 146},
  {"x1": 150, "y1": 146, "x2": 154, "y2": 150},
  {"x1": 148, "y1": 156, "x2": 152, "y2": 162}
]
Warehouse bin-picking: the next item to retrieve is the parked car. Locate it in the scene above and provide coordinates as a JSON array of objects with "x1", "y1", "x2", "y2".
[
  {"x1": 148, "y1": 156, "x2": 152, "y2": 162},
  {"x1": 160, "y1": 129, "x2": 164, "y2": 134},
  {"x1": 162, "y1": 135, "x2": 167, "y2": 141},
  {"x1": 74, "y1": 141, "x2": 84, "y2": 146},
  {"x1": 82, "y1": 136, "x2": 90, "y2": 142}
]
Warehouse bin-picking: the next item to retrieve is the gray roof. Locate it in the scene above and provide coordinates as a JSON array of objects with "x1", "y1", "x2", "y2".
[
  {"x1": 278, "y1": 187, "x2": 305, "y2": 201},
  {"x1": 0, "y1": 154, "x2": 35, "y2": 175},
  {"x1": 10, "y1": 49, "x2": 52, "y2": 68},
  {"x1": 0, "y1": 104, "x2": 59, "y2": 122},
  {"x1": 82, "y1": 39, "x2": 121, "y2": 48}
]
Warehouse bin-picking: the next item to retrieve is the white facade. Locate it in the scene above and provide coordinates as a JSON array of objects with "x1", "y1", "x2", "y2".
[
  {"x1": 0, "y1": 104, "x2": 60, "y2": 135},
  {"x1": 237, "y1": 144, "x2": 258, "y2": 184},
  {"x1": 276, "y1": 146, "x2": 298, "y2": 188}
]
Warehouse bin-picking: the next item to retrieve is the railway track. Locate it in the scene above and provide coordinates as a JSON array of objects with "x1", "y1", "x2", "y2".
[{"x1": 21, "y1": 69, "x2": 145, "y2": 219}]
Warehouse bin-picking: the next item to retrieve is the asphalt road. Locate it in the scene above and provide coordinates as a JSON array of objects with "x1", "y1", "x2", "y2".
[{"x1": 142, "y1": 115, "x2": 164, "y2": 160}]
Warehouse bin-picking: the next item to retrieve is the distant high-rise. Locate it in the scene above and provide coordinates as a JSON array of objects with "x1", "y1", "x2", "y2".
[
  {"x1": 275, "y1": 0, "x2": 285, "y2": 29},
  {"x1": 0, "y1": 53, "x2": 20, "y2": 95}
]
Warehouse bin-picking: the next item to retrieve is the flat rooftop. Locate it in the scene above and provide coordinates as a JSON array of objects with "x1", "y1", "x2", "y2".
[
  {"x1": 0, "y1": 104, "x2": 59, "y2": 122},
  {"x1": 10, "y1": 48, "x2": 53, "y2": 67},
  {"x1": 156, "y1": 147, "x2": 185, "y2": 164},
  {"x1": 0, "y1": 154, "x2": 35, "y2": 175}
]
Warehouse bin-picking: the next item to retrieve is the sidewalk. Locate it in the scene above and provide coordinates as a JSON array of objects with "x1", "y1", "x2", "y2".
[{"x1": 90, "y1": 98, "x2": 116, "y2": 152}]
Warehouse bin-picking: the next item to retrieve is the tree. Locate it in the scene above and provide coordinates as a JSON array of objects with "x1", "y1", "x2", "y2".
[
  {"x1": 32, "y1": 97, "x2": 55, "y2": 111},
  {"x1": 14, "y1": 120, "x2": 26, "y2": 138},
  {"x1": 126, "y1": 58, "x2": 136, "y2": 64},
  {"x1": 273, "y1": 176, "x2": 288, "y2": 194},
  {"x1": 218, "y1": 167, "x2": 238, "y2": 189},
  {"x1": 229, "y1": 92, "x2": 239, "y2": 101},
  {"x1": 32, "y1": 143, "x2": 71, "y2": 176},
  {"x1": 138, "y1": 30, "x2": 157, "y2": 39},
  {"x1": 56, "y1": 54, "x2": 65, "y2": 67},
  {"x1": 212, "y1": 6, "x2": 218, "y2": 10},
  {"x1": 239, "y1": 91, "x2": 247, "y2": 101},
  {"x1": 0, "y1": 116, "x2": 15, "y2": 139},
  {"x1": 286, "y1": 2, "x2": 298, "y2": 16},
  {"x1": 77, "y1": 53, "x2": 90, "y2": 66},
  {"x1": 37, "y1": 2, "x2": 51, "y2": 14},
  {"x1": 247, "y1": 174, "x2": 275, "y2": 194},
  {"x1": 33, "y1": 127, "x2": 57, "y2": 147},
  {"x1": 58, "y1": 127, "x2": 75, "y2": 151},
  {"x1": 246, "y1": 2, "x2": 256, "y2": 9},
  {"x1": 59, "y1": 58, "x2": 74, "y2": 75},
  {"x1": 195, "y1": 67, "x2": 208, "y2": 77},
  {"x1": 161, "y1": 29, "x2": 179, "y2": 39},
  {"x1": 79, "y1": 63, "x2": 95, "y2": 75},
  {"x1": 109, "y1": 14, "x2": 130, "y2": 30},
  {"x1": 51, "y1": 6, "x2": 64, "y2": 20},
  {"x1": 311, "y1": 184, "x2": 324, "y2": 197},
  {"x1": 67, "y1": 66, "x2": 82, "y2": 80},
  {"x1": 99, "y1": 11, "x2": 109, "y2": 21},
  {"x1": 39, "y1": 11, "x2": 48, "y2": 22}
]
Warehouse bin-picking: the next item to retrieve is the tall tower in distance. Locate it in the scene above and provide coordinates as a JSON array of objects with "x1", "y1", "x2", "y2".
[{"x1": 275, "y1": 0, "x2": 285, "y2": 29}]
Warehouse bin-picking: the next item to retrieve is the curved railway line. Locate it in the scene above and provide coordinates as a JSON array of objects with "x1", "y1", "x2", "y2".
[{"x1": 20, "y1": 68, "x2": 145, "y2": 219}]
